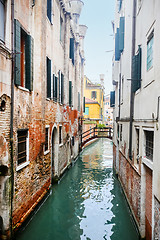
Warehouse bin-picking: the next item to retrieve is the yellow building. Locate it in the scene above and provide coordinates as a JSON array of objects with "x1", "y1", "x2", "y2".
[{"x1": 83, "y1": 75, "x2": 104, "y2": 123}]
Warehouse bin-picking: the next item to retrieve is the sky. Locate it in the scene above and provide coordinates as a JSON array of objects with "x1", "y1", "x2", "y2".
[{"x1": 79, "y1": 0, "x2": 115, "y2": 95}]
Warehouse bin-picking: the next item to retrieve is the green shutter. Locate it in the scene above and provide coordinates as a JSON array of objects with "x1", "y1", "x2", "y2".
[
  {"x1": 69, "y1": 81, "x2": 72, "y2": 107},
  {"x1": 70, "y1": 38, "x2": 74, "y2": 65},
  {"x1": 47, "y1": 0, "x2": 52, "y2": 23},
  {"x1": 110, "y1": 91, "x2": 115, "y2": 107},
  {"x1": 61, "y1": 73, "x2": 64, "y2": 104},
  {"x1": 55, "y1": 76, "x2": 58, "y2": 101},
  {"x1": 14, "y1": 19, "x2": 21, "y2": 86},
  {"x1": 119, "y1": 17, "x2": 125, "y2": 52},
  {"x1": 59, "y1": 71, "x2": 61, "y2": 103},
  {"x1": 25, "y1": 35, "x2": 34, "y2": 91},
  {"x1": 53, "y1": 74, "x2": 55, "y2": 99},
  {"x1": 47, "y1": 57, "x2": 51, "y2": 98},
  {"x1": 132, "y1": 46, "x2": 141, "y2": 92}
]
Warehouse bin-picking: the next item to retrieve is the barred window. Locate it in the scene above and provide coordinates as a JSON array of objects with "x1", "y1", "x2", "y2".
[
  {"x1": 45, "y1": 127, "x2": 49, "y2": 152},
  {"x1": 59, "y1": 126, "x2": 62, "y2": 144},
  {"x1": 144, "y1": 130, "x2": 154, "y2": 161},
  {"x1": 17, "y1": 130, "x2": 28, "y2": 165}
]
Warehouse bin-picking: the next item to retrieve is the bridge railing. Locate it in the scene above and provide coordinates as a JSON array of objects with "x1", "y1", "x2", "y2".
[{"x1": 80, "y1": 127, "x2": 113, "y2": 149}]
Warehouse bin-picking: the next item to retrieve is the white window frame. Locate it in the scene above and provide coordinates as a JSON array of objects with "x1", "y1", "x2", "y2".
[
  {"x1": 0, "y1": 0, "x2": 5, "y2": 43},
  {"x1": 142, "y1": 128, "x2": 154, "y2": 169},
  {"x1": 147, "y1": 32, "x2": 154, "y2": 71},
  {"x1": 44, "y1": 125, "x2": 50, "y2": 155},
  {"x1": 16, "y1": 130, "x2": 29, "y2": 171}
]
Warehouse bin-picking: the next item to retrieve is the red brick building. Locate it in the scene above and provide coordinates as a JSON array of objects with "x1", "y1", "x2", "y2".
[{"x1": 0, "y1": 0, "x2": 87, "y2": 238}]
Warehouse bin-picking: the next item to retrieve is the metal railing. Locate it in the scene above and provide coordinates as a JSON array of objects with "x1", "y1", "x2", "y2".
[{"x1": 80, "y1": 127, "x2": 113, "y2": 149}]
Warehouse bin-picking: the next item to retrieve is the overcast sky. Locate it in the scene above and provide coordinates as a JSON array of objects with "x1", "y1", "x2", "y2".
[{"x1": 79, "y1": 0, "x2": 115, "y2": 95}]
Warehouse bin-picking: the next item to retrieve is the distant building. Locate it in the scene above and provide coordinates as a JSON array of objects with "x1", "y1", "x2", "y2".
[
  {"x1": 104, "y1": 94, "x2": 113, "y2": 127},
  {"x1": 83, "y1": 75, "x2": 104, "y2": 126}
]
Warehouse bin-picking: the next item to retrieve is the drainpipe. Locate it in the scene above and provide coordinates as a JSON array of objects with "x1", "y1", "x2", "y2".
[
  {"x1": 118, "y1": 73, "x2": 121, "y2": 119},
  {"x1": 10, "y1": 0, "x2": 14, "y2": 237},
  {"x1": 129, "y1": 0, "x2": 137, "y2": 160}
]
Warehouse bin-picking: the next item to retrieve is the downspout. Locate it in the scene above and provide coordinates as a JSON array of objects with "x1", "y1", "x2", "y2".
[
  {"x1": 10, "y1": 0, "x2": 14, "y2": 237},
  {"x1": 118, "y1": 73, "x2": 121, "y2": 119},
  {"x1": 129, "y1": 0, "x2": 136, "y2": 160}
]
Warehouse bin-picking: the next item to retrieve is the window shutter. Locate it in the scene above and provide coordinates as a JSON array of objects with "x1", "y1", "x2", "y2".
[
  {"x1": 83, "y1": 97, "x2": 85, "y2": 113},
  {"x1": 59, "y1": 71, "x2": 61, "y2": 103},
  {"x1": 47, "y1": 57, "x2": 51, "y2": 98},
  {"x1": 119, "y1": 0, "x2": 122, "y2": 11},
  {"x1": 14, "y1": 19, "x2": 21, "y2": 86},
  {"x1": 53, "y1": 74, "x2": 55, "y2": 100},
  {"x1": 55, "y1": 76, "x2": 58, "y2": 101},
  {"x1": 25, "y1": 35, "x2": 34, "y2": 91},
  {"x1": 70, "y1": 38, "x2": 74, "y2": 65},
  {"x1": 47, "y1": 0, "x2": 52, "y2": 23},
  {"x1": 110, "y1": 91, "x2": 115, "y2": 107},
  {"x1": 132, "y1": 46, "x2": 141, "y2": 92},
  {"x1": 119, "y1": 17, "x2": 125, "y2": 52},
  {"x1": 69, "y1": 81, "x2": 72, "y2": 107},
  {"x1": 115, "y1": 28, "x2": 120, "y2": 61},
  {"x1": 61, "y1": 73, "x2": 64, "y2": 104}
]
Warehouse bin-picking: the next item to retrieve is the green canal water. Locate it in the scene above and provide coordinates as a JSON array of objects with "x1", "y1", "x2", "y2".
[{"x1": 17, "y1": 139, "x2": 139, "y2": 240}]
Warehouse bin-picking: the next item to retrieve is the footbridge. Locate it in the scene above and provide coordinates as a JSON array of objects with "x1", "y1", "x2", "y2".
[{"x1": 80, "y1": 127, "x2": 113, "y2": 149}]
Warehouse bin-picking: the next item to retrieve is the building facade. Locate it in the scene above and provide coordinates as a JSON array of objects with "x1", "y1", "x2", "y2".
[
  {"x1": 83, "y1": 75, "x2": 104, "y2": 123},
  {"x1": 104, "y1": 94, "x2": 113, "y2": 127},
  {"x1": 112, "y1": 0, "x2": 160, "y2": 239},
  {"x1": 0, "y1": 0, "x2": 87, "y2": 238}
]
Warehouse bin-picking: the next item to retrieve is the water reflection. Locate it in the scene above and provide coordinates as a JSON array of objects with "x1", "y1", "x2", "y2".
[{"x1": 17, "y1": 139, "x2": 139, "y2": 240}]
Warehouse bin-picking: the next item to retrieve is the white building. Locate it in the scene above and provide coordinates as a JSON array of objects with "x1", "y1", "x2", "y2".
[{"x1": 112, "y1": 0, "x2": 160, "y2": 239}]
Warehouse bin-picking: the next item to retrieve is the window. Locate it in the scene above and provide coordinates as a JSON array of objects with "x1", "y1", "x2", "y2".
[
  {"x1": 17, "y1": 129, "x2": 29, "y2": 166},
  {"x1": 44, "y1": 127, "x2": 49, "y2": 152},
  {"x1": 85, "y1": 107, "x2": 89, "y2": 115},
  {"x1": 147, "y1": 32, "x2": 154, "y2": 71},
  {"x1": 144, "y1": 130, "x2": 154, "y2": 161},
  {"x1": 69, "y1": 81, "x2": 72, "y2": 107},
  {"x1": 69, "y1": 38, "x2": 75, "y2": 65},
  {"x1": 47, "y1": 0, "x2": 52, "y2": 23},
  {"x1": 120, "y1": 124, "x2": 122, "y2": 141},
  {"x1": 136, "y1": 128, "x2": 139, "y2": 161},
  {"x1": 46, "y1": 57, "x2": 51, "y2": 98},
  {"x1": 53, "y1": 74, "x2": 58, "y2": 101},
  {"x1": 60, "y1": 17, "x2": 64, "y2": 43},
  {"x1": 58, "y1": 71, "x2": 64, "y2": 104},
  {"x1": 91, "y1": 91, "x2": 97, "y2": 100},
  {"x1": 14, "y1": 20, "x2": 33, "y2": 91},
  {"x1": 78, "y1": 92, "x2": 80, "y2": 112},
  {"x1": 59, "y1": 126, "x2": 62, "y2": 145},
  {"x1": 0, "y1": 0, "x2": 5, "y2": 42}
]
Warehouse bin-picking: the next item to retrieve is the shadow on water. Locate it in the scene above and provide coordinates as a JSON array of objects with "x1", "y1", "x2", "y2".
[{"x1": 16, "y1": 139, "x2": 139, "y2": 240}]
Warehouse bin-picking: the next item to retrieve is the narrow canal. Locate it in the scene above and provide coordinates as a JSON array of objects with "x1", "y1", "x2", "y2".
[{"x1": 17, "y1": 139, "x2": 139, "y2": 240}]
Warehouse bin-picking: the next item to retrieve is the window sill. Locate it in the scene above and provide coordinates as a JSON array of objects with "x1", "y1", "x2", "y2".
[
  {"x1": 142, "y1": 157, "x2": 153, "y2": 170},
  {"x1": 16, "y1": 161, "x2": 30, "y2": 172},
  {"x1": 44, "y1": 150, "x2": 50, "y2": 155},
  {"x1": 18, "y1": 86, "x2": 30, "y2": 92}
]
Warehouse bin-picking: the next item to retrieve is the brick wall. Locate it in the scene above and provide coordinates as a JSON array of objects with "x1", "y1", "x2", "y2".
[
  {"x1": 154, "y1": 196, "x2": 160, "y2": 240},
  {"x1": 118, "y1": 150, "x2": 141, "y2": 224},
  {"x1": 145, "y1": 167, "x2": 152, "y2": 240}
]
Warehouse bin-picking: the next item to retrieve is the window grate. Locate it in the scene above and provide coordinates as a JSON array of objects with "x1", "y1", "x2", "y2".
[
  {"x1": 18, "y1": 130, "x2": 28, "y2": 165},
  {"x1": 145, "y1": 130, "x2": 154, "y2": 161}
]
